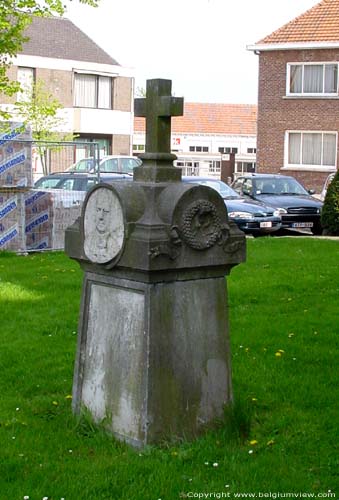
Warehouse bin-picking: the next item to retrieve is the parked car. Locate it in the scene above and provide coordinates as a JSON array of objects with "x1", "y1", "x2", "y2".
[
  {"x1": 183, "y1": 176, "x2": 282, "y2": 236},
  {"x1": 34, "y1": 172, "x2": 131, "y2": 191},
  {"x1": 67, "y1": 155, "x2": 142, "y2": 175},
  {"x1": 320, "y1": 173, "x2": 336, "y2": 201},
  {"x1": 231, "y1": 173, "x2": 323, "y2": 235}
]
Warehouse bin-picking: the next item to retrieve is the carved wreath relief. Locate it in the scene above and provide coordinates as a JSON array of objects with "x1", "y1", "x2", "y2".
[{"x1": 180, "y1": 200, "x2": 223, "y2": 250}]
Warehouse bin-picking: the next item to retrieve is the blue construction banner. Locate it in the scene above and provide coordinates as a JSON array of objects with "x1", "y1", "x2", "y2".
[{"x1": 0, "y1": 122, "x2": 32, "y2": 188}]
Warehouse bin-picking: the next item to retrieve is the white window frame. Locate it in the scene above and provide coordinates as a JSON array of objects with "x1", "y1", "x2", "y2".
[
  {"x1": 73, "y1": 72, "x2": 113, "y2": 109},
  {"x1": 284, "y1": 130, "x2": 337, "y2": 171},
  {"x1": 286, "y1": 62, "x2": 339, "y2": 97},
  {"x1": 208, "y1": 160, "x2": 221, "y2": 173},
  {"x1": 17, "y1": 67, "x2": 35, "y2": 102}
]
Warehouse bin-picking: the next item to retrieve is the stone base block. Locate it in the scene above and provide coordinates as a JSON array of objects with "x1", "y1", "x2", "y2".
[{"x1": 72, "y1": 272, "x2": 232, "y2": 447}]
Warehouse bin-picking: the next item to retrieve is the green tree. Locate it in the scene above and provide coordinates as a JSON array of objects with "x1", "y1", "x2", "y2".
[
  {"x1": 13, "y1": 78, "x2": 74, "y2": 175},
  {"x1": 0, "y1": 0, "x2": 100, "y2": 115},
  {"x1": 321, "y1": 171, "x2": 339, "y2": 235}
]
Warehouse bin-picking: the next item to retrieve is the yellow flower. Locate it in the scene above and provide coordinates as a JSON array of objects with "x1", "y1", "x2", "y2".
[
  {"x1": 65, "y1": 395, "x2": 72, "y2": 400},
  {"x1": 249, "y1": 440, "x2": 258, "y2": 445},
  {"x1": 52, "y1": 401, "x2": 58, "y2": 406},
  {"x1": 267, "y1": 439, "x2": 275, "y2": 446},
  {"x1": 275, "y1": 352, "x2": 282, "y2": 357}
]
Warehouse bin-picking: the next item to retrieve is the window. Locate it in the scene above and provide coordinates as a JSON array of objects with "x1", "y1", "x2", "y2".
[
  {"x1": 218, "y1": 147, "x2": 238, "y2": 154},
  {"x1": 208, "y1": 160, "x2": 221, "y2": 173},
  {"x1": 236, "y1": 162, "x2": 256, "y2": 174},
  {"x1": 189, "y1": 146, "x2": 209, "y2": 152},
  {"x1": 288, "y1": 63, "x2": 338, "y2": 95},
  {"x1": 247, "y1": 148, "x2": 256, "y2": 154},
  {"x1": 174, "y1": 160, "x2": 199, "y2": 176},
  {"x1": 287, "y1": 131, "x2": 337, "y2": 168},
  {"x1": 17, "y1": 67, "x2": 35, "y2": 102},
  {"x1": 74, "y1": 74, "x2": 112, "y2": 109}
]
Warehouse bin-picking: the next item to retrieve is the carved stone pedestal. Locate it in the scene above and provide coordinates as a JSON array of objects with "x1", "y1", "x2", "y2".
[{"x1": 65, "y1": 79, "x2": 246, "y2": 447}]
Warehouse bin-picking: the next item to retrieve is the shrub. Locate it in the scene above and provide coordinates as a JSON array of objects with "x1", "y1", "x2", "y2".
[{"x1": 321, "y1": 170, "x2": 339, "y2": 235}]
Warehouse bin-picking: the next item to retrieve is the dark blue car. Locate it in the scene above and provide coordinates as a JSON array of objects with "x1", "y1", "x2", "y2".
[
  {"x1": 231, "y1": 174, "x2": 323, "y2": 235},
  {"x1": 183, "y1": 176, "x2": 282, "y2": 236}
]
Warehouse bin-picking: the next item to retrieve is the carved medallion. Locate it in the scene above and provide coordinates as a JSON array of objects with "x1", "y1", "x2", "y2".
[
  {"x1": 180, "y1": 200, "x2": 222, "y2": 250},
  {"x1": 84, "y1": 187, "x2": 124, "y2": 264}
]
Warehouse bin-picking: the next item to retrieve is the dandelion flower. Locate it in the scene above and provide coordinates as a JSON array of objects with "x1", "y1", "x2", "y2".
[
  {"x1": 65, "y1": 395, "x2": 72, "y2": 400},
  {"x1": 52, "y1": 401, "x2": 58, "y2": 406},
  {"x1": 275, "y1": 352, "x2": 282, "y2": 357},
  {"x1": 249, "y1": 440, "x2": 258, "y2": 445}
]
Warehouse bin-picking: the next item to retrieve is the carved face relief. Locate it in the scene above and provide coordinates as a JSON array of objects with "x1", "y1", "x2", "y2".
[
  {"x1": 180, "y1": 200, "x2": 222, "y2": 250},
  {"x1": 84, "y1": 187, "x2": 124, "y2": 264}
]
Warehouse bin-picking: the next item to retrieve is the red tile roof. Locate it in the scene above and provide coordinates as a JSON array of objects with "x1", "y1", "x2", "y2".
[
  {"x1": 134, "y1": 103, "x2": 257, "y2": 135},
  {"x1": 259, "y1": 0, "x2": 339, "y2": 44}
]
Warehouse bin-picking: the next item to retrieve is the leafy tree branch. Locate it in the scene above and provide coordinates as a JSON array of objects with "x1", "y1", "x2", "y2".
[{"x1": 0, "y1": 0, "x2": 100, "y2": 112}]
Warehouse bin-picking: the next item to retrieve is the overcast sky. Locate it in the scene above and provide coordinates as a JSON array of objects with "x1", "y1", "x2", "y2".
[{"x1": 65, "y1": 0, "x2": 318, "y2": 104}]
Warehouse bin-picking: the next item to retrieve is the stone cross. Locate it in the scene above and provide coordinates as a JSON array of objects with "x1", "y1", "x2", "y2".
[
  {"x1": 134, "y1": 79, "x2": 184, "y2": 155},
  {"x1": 66, "y1": 78, "x2": 246, "y2": 448}
]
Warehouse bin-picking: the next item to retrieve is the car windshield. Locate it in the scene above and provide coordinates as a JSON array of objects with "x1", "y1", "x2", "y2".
[
  {"x1": 188, "y1": 179, "x2": 240, "y2": 198},
  {"x1": 35, "y1": 177, "x2": 61, "y2": 189},
  {"x1": 120, "y1": 157, "x2": 142, "y2": 174},
  {"x1": 70, "y1": 158, "x2": 97, "y2": 172},
  {"x1": 253, "y1": 177, "x2": 309, "y2": 196},
  {"x1": 100, "y1": 157, "x2": 141, "y2": 173}
]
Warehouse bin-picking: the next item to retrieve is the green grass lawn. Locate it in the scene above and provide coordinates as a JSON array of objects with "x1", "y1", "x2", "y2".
[{"x1": 0, "y1": 238, "x2": 338, "y2": 500}]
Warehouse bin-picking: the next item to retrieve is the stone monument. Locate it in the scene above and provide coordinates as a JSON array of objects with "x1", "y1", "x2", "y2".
[{"x1": 65, "y1": 79, "x2": 246, "y2": 448}]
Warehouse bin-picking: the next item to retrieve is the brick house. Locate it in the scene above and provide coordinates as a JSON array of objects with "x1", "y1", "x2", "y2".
[
  {"x1": 248, "y1": 0, "x2": 339, "y2": 192},
  {"x1": 134, "y1": 102, "x2": 257, "y2": 179},
  {"x1": 2, "y1": 16, "x2": 134, "y2": 161}
]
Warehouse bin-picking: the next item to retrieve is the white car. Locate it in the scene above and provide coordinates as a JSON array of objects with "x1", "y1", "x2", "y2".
[
  {"x1": 320, "y1": 173, "x2": 335, "y2": 201},
  {"x1": 68, "y1": 155, "x2": 142, "y2": 175}
]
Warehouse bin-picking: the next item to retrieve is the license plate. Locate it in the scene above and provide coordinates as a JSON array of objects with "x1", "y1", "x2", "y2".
[
  {"x1": 292, "y1": 222, "x2": 313, "y2": 228},
  {"x1": 260, "y1": 221, "x2": 272, "y2": 228}
]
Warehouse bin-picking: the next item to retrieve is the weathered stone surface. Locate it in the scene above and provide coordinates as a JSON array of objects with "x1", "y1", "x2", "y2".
[
  {"x1": 66, "y1": 78, "x2": 246, "y2": 448},
  {"x1": 75, "y1": 281, "x2": 147, "y2": 445},
  {"x1": 72, "y1": 272, "x2": 232, "y2": 446}
]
